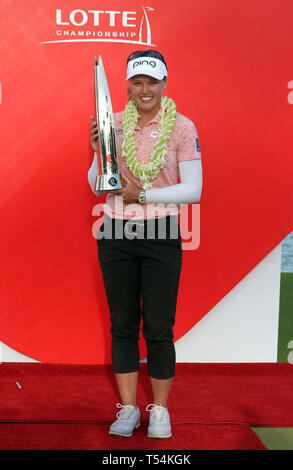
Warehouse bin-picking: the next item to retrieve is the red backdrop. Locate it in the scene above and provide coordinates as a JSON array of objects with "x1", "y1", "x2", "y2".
[{"x1": 0, "y1": 0, "x2": 292, "y2": 363}]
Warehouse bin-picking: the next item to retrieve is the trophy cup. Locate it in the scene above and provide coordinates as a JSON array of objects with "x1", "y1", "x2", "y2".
[{"x1": 94, "y1": 56, "x2": 122, "y2": 191}]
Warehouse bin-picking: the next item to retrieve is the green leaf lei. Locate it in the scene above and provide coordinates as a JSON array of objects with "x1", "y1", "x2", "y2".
[{"x1": 121, "y1": 96, "x2": 176, "y2": 190}]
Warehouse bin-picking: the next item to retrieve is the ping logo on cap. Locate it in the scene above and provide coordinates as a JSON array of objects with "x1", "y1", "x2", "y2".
[
  {"x1": 133, "y1": 60, "x2": 156, "y2": 69},
  {"x1": 126, "y1": 56, "x2": 167, "y2": 80}
]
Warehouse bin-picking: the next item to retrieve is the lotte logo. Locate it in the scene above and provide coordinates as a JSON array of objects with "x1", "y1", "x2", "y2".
[{"x1": 41, "y1": 6, "x2": 155, "y2": 46}]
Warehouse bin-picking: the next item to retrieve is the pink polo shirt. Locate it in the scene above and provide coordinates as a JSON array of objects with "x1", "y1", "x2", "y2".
[{"x1": 103, "y1": 108, "x2": 201, "y2": 220}]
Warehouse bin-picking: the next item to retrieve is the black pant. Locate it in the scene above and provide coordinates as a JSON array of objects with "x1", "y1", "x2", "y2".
[{"x1": 97, "y1": 214, "x2": 182, "y2": 379}]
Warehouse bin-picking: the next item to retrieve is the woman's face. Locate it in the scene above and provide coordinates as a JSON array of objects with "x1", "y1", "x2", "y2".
[{"x1": 128, "y1": 74, "x2": 167, "y2": 116}]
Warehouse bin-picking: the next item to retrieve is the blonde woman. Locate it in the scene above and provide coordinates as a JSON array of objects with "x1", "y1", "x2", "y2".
[{"x1": 88, "y1": 50, "x2": 203, "y2": 439}]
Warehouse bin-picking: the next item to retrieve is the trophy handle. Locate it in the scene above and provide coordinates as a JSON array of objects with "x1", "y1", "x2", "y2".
[{"x1": 95, "y1": 173, "x2": 123, "y2": 191}]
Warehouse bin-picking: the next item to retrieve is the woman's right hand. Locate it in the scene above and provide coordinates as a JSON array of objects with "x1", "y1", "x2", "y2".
[{"x1": 90, "y1": 115, "x2": 99, "y2": 151}]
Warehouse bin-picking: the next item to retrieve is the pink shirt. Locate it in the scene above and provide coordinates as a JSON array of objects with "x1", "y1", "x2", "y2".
[{"x1": 103, "y1": 109, "x2": 201, "y2": 220}]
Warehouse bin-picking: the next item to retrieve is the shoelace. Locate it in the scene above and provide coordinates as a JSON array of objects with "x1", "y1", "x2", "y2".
[
  {"x1": 115, "y1": 403, "x2": 136, "y2": 419},
  {"x1": 146, "y1": 404, "x2": 166, "y2": 421}
]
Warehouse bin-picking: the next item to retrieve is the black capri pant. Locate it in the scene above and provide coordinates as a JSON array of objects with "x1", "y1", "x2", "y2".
[{"x1": 97, "y1": 213, "x2": 182, "y2": 379}]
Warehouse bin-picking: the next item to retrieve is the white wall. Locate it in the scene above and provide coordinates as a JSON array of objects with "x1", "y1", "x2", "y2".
[{"x1": 174, "y1": 242, "x2": 281, "y2": 362}]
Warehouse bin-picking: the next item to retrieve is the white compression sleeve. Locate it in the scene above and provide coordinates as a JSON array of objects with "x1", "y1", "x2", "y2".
[
  {"x1": 88, "y1": 155, "x2": 203, "y2": 203},
  {"x1": 87, "y1": 152, "x2": 107, "y2": 196},
  {"x1": 145, "y1": 159, "x2": 203, "y2": 205}
]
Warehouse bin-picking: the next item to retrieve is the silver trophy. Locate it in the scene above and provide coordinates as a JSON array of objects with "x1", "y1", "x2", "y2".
[{"x1": 94, "y1": 56, "x2": 122, "y2": 191}]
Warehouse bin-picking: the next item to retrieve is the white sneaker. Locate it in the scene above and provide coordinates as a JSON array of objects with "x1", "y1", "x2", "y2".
[
  {"x1": 146, "y1": 404, "x2": 172, "y2": 438},
  {"x1": 109, "y1": 403, "x2": 141, "y2": 437}
]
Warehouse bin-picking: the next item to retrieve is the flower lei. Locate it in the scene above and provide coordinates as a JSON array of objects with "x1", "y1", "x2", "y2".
[{"x1": 121, "y1": 96, "x2": 176, "y2": 190}]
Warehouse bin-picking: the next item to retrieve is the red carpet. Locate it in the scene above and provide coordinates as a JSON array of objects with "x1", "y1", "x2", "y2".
[
  {"x1": 0, "y1": 423, "x2": 265, "y2": 450},
  {"x1": 0, "y1": 362, "x2": 292, "y2": 449}
]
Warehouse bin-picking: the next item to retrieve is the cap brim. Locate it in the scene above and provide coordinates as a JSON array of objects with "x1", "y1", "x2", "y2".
[{"x1": 126, "y1": 70, "x2": 165, "y2": 81}]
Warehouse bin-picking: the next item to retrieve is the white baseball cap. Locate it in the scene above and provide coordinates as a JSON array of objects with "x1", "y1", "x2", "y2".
[{"x1": 126, "y1": 56, "x2": 168, "y2": 81}]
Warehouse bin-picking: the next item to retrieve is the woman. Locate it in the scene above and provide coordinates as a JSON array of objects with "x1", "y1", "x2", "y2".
[{"x1": 88, "y1": 50, "x2": 203, "y2": 439}]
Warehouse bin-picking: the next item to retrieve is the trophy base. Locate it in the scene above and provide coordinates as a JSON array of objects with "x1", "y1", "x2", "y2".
[{"x1": 95, "y1": 174, "x2": 122, "y2": 191}]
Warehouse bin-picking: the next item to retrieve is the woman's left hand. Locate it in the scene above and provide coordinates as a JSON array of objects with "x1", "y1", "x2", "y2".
[{"x1": 111, "y1": 175, "x2": 142, "y2": 203}]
